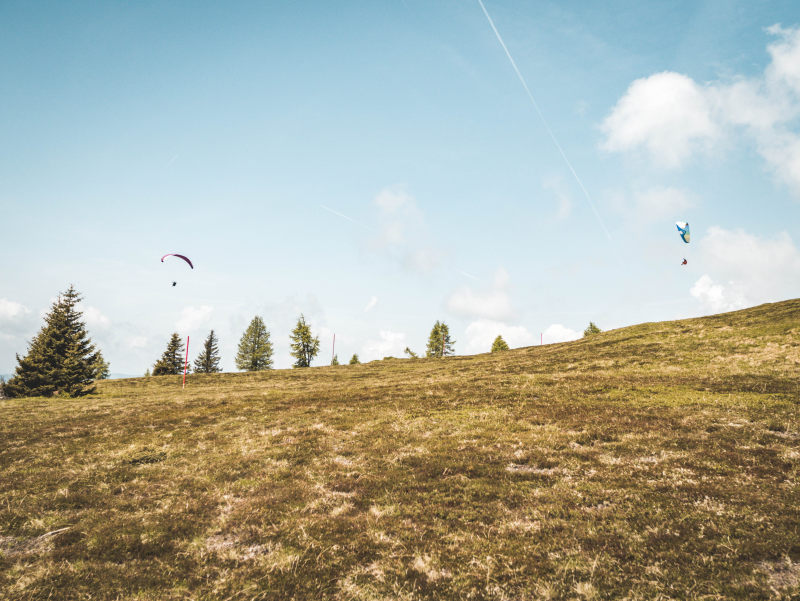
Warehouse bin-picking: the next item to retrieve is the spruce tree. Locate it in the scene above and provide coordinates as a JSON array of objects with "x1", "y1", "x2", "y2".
[
  {"x1": 152, "y1": 333, "x2": 185, "y2": 376},
  {"x1": 194, "y1": 330, "x2": 223, "y2": 373},
  {"x1": 235, "y1": 317, "x2": 273, "y2": 371},
  {"x1": 331, "y1": 354, "x2": 340, "y2": 366},
  {"x1": 349, "y1": 353, "x2": 360, "y2": 365},
  {"x1": 289, "y1": 314, "x2": 320, "y2": 368},
  {"x1": 425, "y1": 320, "x2": 455, "y2": 358},
  {"x1": 4, "y1": 286, "x2": 99, "y2": 398},
  {"x1": 583, "y1": 322, "x2": 602, "y2": 337},
  {"x1": 92, "y1": 351, "x2": 111, "y2": 379},
  {"x1": 491, "y1": 335, "x2": 510, "y2": 352}
]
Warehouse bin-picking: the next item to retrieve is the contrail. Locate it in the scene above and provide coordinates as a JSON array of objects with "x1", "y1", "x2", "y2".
[
  {"x1": 476, "y1": 0, "x2": 612, "y2": 241},
  {"x1": 320, "y1": 204, "x2": 372, "y2": 230},
  {"x1": 459, "y1": 270, "x2": 482, "y2": 282}
]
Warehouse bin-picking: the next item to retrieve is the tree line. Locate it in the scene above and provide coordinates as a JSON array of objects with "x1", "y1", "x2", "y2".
[
  {"x1": 150, "y1": 316, "x2": 467, "y2": 376},
  {"x1": 148, "y1": 313, "x2": 322, "y2": 375},
  {"x1": 1, "y1": 285, "x2": 603, "y2": 398}
]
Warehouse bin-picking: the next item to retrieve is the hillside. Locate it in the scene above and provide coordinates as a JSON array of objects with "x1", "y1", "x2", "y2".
[{"x1": 1, "y1": 300, "x2": 799, "y2": 600}]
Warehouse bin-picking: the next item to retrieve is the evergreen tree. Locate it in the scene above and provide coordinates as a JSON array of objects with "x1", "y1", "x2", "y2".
[
  {"x1": 349, "y1": 353, "x2": 360, "y2": 365},
  {"x1": 235, "y1": 317, "x2": 273, "y2": 371},
  {"x1": 152, "y1": 333, "x2": 185, "y2": 376},
  {"x1": 92, "y1": 351, "x2": 110, "y2": 380},
  {"x1": 4, "y1": 286, "x2": 99, "y2": 398},
  {"x1": 583, "y1": 322, "x2": 602, "y2": 337},
  {"x1": 425, "y1": 320, "x2": 455, "y2": 358},
  {"x1": 0, "y1": 377, "x2": 6, "y2": 399},
  {"x1": 289, "y1": 314, "x2": 320, "y2": 368},
  {"x1": 491, "y1": 335, "x2": 510, "y2": 352},
  {"x1": 194, "y1": 330, "x2": 223, "y2": 373},
  {"x1": 331, "y1": 354, "x2": 340, "y2": 366}
]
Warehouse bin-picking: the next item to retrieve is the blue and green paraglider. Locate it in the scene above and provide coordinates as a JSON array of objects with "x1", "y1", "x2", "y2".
[{"x1": 676, "y1": 222, "x2": 690, "y2": 265}]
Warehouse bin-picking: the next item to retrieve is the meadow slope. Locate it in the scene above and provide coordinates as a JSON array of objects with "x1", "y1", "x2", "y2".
[{"x1": 1, "y1": 300, "x2": 799, "y2": 600}]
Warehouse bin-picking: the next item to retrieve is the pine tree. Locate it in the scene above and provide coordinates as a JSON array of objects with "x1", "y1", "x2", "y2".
[
  {"x1": 235, "y1": 317, "x2": 273, "y2": 371},
  {"x1": 331, "y1": 354, "x2": 340, "y2": 366},
  {"x1": 290, "y1": 314, "x2": 320, "y2": 368},
  {"x1": 425, "y1": 320, "x2": 455, "y2": 358},
  {"x1": 583, "y1": 322, "x2": 602, "y2": 337},
  {"x1": 491, "y1": 335, "x2": 510, "y2": 352},
  {"x1": 194, "y1": 330, "x2": 223, "y2": 373},
  {"x1": 349, "y1": 353, "x2": 360, "y2": 365},
  {"x1": 152, "y1": 333, "x2": 185, "y2": 376},
  {"x1": 92, "y1": 351, "x2": 111, "y2": 379},
  {"x1": 4, "y1": 286, "x2": 99, "y2": 398},
  {"x1": 404, "y1": 347, "x2": 419, "y2": 359}
]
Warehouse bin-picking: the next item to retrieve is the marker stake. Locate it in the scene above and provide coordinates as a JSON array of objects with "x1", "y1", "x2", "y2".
[{"x1": 183, "y1": 336, "x2": 189, "y2": 389}]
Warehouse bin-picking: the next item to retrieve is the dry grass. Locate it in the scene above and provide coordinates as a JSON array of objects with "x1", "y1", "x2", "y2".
[{"x1": 1, "y1": 299, "x2": 799, "y2": 600}]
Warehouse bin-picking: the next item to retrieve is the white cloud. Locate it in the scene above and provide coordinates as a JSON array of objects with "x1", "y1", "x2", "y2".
[
  {"x1": 463, "y1": 319, "x2": 535, "y2": 354},
  {"x1": 448, "y1": 289, "x2": 512, "y2": 321},
  {"x1": 362, "y1": 330, "x2": 407, "y2": 360},
  {"x1": 602, "y1": 26, "x2": 800, "y2": 196},
  {"x1": 128, "y1": 336, "x2": 148, "y2": 349},
  {"x1": 766, "y1": 24, "x2": 800, "y2": 95},
  {"x1": 691, "y1": 226, "x2": 800, "y2": 312},
  {"x1": 0, "y1": 299, "x2": 30, "y2": 322},
  {"x1": 176, "y1": 305, "x2": 213, "y2": 332},
  {"x1": 0, "y1": 298, "x2": 35, "y2": 339},
  {"x1": 374, "y1": 186, "x2": 423, "y2": 246},
  {"x1": 446, "y1": 267, "x2": 514, "y2": 321},
  {"x1": 364, "y1": 296, "x2": 378, "y2": 313},
  {"x1": 542, "y1": 324, "x2": 582, "y2": 344},
  {"x1": 372, "y1": 186, "x2": 441, "y2": 273},
  {"x1": 375, "y1": 187, "x2": 416, "y2": 213},
  {"x1": 601, "y1": 71, "x2": 718, "y2": 167},
  {"x1": 758, "y1": 131, "x2": 800, "y2": 196},
  {"x1": 404, "y1": 248, "x2": 442, "y2": 273},
  {"x1": 83, "y1": 306, "x2": 111, "y2": 330},
  {"x1": 690, "y1": 275, "x2": 747, "y2": 313}
]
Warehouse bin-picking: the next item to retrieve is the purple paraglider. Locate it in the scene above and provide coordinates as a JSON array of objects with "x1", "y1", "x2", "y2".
[{"x1": 160, "y1": 254, "x2": 194, "y2": 269}]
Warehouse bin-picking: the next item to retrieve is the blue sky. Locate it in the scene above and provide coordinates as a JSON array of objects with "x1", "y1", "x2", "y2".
[{"x1": 2, "y1": 0, "x2": 799, "y2": 375}]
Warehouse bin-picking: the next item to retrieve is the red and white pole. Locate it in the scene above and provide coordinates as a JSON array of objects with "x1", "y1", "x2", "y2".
[
  {"x1": 182, "y1": 336, "x2": 190, "y2": 389},
  {"x1": 332, "y1": 333, "x2": 336, "y2": 364}
]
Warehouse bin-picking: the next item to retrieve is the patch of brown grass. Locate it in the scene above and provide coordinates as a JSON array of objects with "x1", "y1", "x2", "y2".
[{"x1": 1, "y1": 299, "x2": 799, "y2": 599}]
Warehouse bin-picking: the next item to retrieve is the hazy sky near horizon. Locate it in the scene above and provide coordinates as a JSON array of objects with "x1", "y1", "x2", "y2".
[{"x1": 2, "y1": 0, "x2": 800, "y2": 374}]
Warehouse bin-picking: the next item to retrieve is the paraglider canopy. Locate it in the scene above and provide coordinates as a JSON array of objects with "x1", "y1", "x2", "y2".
[
  {"x1": 161, "y1": 253, "x2": 194, "y2": 269},
  {"x1": 676, "y1": 222, "x2": 690, "y2": 244}
]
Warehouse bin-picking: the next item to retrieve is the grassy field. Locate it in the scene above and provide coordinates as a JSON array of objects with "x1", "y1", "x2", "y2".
[{"x1": 1, "y1": 300, "x2": 799, "y2": 600}]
